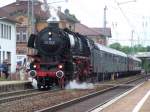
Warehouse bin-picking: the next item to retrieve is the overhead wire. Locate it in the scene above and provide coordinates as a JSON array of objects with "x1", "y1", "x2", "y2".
[{"x1": 112, "y1": 0, "x2": 142, "y2": 46}]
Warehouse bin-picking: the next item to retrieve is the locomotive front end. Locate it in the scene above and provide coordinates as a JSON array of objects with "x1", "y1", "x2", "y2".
[{"x1": 28, "y1": 23, "x2": 71, "y2": 89}]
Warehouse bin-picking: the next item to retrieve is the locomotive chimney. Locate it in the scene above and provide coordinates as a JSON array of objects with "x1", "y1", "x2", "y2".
[{"x1": 47, "y1": 8, "x2": 60, "y2": 28}]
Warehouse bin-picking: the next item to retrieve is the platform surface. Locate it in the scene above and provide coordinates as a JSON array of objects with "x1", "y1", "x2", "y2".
[
  {"x1": 92, "y1": 80, "x2": 150, "y2": 112},
  {"x1": 0, "y1": 80, "x2": 30, "y2": 85}
]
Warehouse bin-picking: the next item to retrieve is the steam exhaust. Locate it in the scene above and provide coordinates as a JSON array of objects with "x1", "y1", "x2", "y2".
[
  {"x1": 65, "y1": 80, "x2": 94, "y2": 89},
  {"x1": 28, "y1": 77, "x2": 38, "y2": 89}
]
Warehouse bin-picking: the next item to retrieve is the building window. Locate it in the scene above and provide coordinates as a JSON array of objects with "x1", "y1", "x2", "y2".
[
  {"x1": 4, "y1": 24, "x2": 6, "y2": 38},
  {"x1": 6, "y1": 25, "x2": 9, "y2": 39},
  {"x1": 17, "y1": 33, "x2": 20, "y2": 42},
  {"x1": 0, "y1": 24, "x2": 11, "y2": 40},
  {"x1": 9, "y1": 26, "x2": 11, "y2": 40},
  {"x1": 17, "y1": 31, "x2": 27, "y2": 42},
  {"x1": 7, "y1": 52, "x2": 11, "y2": 63},
  {"x1": 23, "y1": 33, "x2": 27, "y2": 42},
  {"x1": 1, "y1": 24, "x2": 3, "y2": 38},
  {"x1": 0, "y1": 51, "x2": 1, "y2": 63},
  {"x1": 3, "y1": 51, "x2": 5, "y2": 61},
  {"x1": 0, "y1": 24, "x2": 1, "y2": 38}
]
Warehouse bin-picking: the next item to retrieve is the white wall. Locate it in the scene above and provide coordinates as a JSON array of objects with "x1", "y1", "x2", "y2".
[{"x1": 0, "y1": 20, "x2": 16, "y2": 73}]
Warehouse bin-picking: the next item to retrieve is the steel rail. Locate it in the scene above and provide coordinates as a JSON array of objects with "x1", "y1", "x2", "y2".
[{"x1": 0, "y1": 88, "x2": 60, "y2": 104}]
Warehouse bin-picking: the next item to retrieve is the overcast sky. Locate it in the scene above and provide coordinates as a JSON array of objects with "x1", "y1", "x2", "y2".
[{"x1": 0, "y1": 0, "x2": 150, "y2": 46}]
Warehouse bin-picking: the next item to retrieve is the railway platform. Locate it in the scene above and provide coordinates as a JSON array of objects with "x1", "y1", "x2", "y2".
[
  {"x1": 0, "y1": 80, "x2": 32, "y2": 93},
  {"x1": 92, "y1": 79, "x2": 150, "y2": 112}
]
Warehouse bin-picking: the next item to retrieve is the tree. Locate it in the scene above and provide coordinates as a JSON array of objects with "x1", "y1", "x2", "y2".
[
  {"x1": 109, "y1": 43, "x2": 147, "y2": 54},
  {"x1": 146, "y1": 46, "x2": 150, "y2": 52},
  {"x1": 109, "y1": 42, "x2": 122, "y2": 51},
  {"x1": 133, "y1": 44, "x2": 146, "y2": 53},
  {"x1": 121, "y1": 46, "x2": 130, "y2": 54}
]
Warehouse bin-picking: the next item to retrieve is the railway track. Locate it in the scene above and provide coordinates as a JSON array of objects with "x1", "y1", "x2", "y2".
[
  {"x1": 0, "y1": 89, "x2": 37, "y2": 99},
  {"x1": 0, "y1": 74, "x2": 147, "y2": 112},
  {"x1": 36, "y1": 74, "x2": 148, "y2": 112},
  {"x1": 0, "y1": 88, "x2": 60, "y2": 104},
  {"x1": 0, "y1": 74, "x2": 142, "y2": 105}
]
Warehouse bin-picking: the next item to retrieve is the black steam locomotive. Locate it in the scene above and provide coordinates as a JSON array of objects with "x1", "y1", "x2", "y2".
[{"x1": 27, "y1": 22, "x2": 141, "y2": 89}]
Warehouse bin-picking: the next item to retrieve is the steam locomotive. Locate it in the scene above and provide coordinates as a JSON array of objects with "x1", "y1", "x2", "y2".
[{"x1": 27, "y1": 22, "x2": 141, "y2": 89}]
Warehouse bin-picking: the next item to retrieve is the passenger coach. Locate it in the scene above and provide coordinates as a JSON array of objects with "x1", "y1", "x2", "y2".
[{"x1": 91, "y1": 43, "x2": 141, "y2": 81}]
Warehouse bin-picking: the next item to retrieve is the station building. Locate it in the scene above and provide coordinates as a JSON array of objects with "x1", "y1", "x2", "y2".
[
  {"x1": 0, "y1": 9, "x2": 17, "y2": 73},
  {"x1": 135, "y1": 52, "x2": 150, "y2": 72},
  {"x1": 75, "y1": 23, "x2": 111, "y2": 45}
]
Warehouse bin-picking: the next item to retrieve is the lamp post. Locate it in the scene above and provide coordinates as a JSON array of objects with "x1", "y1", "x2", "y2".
[
  {"x1": 27, "y1": 0, "x2": 35, "y2": 35},
  {"x1": 31, "y1": 0, "x2": 34, "y2": 33},
  {"x1": 103, "y1": 5, "x2": 107, "y2": 45}
]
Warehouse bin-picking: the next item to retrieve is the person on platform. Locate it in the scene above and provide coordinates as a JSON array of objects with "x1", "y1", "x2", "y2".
[{"x1": 2, "y1": 60, "x2": 9, "y2": 79}]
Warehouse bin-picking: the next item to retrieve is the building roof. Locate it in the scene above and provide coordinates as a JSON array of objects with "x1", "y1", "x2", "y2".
[
  {"x1": 75, "y1": 23, "x2": 112, "y2": 38},
  {"x1": 1, "y1": 1, "x2": 78, "y2": 23},
  {"x1": 92, "y1": 27, "x2": 112, "y2": 37},
  {"x1": 134, "y1": 52, "x2": 150, "y2": 58},
  {"x1": 75, "y1": 23, "x2": 101, "y2": 36},
  {"x1": 0, "y1": 8, "x2": 18, "y2": 23},
  {"x1": 1, "y1": 1, "x2": 49, "y2": 20}
]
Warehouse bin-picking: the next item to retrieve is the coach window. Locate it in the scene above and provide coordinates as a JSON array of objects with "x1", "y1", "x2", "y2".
[
  {"x1": 120, "y1": 57, "x2": 122, "y2": 63},
  {"x1": 110, "y1": 54, "x2": 113, "y2": 61},
  {"x1": 104, "y1": 52, "x2": 107, "y2": 59},
  {"x1": 119, "y1": 56, "x2": 122, "y2": 64},
  {"x1": 100, "y1": 51, "x2": 103, "y2": 57},
  {"x1": 105, "y1": 53, "x2": 107, "y2": 59},
  {"x1": 122, "y1": 57, "x2": 124, "y2": 64},
  {"x1": 108, "y1": 53, "x2": 110, "y2": 60},
  {"x1": 116, "y1": 56, "x2": 119, "y2": 63}
]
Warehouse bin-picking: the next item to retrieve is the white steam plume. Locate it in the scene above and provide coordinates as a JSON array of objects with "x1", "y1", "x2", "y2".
[
  {"x1": 28, "y1": 77, "x2": 38, "y2": 89},
  {"x1": 65, "y1": 80, "x2": 94, "y2": 89}
]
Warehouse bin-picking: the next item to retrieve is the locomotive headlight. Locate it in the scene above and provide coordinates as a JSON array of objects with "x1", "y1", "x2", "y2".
[
  {"x1": 33, "y1": 65, "x2": 36, "y2": 68},
  {"x1": 48, "y1": 32, "x2": 52, "y2": 36},
  {"x1": 58, "y1": 64, "x2": 63, "y2": 69}
]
